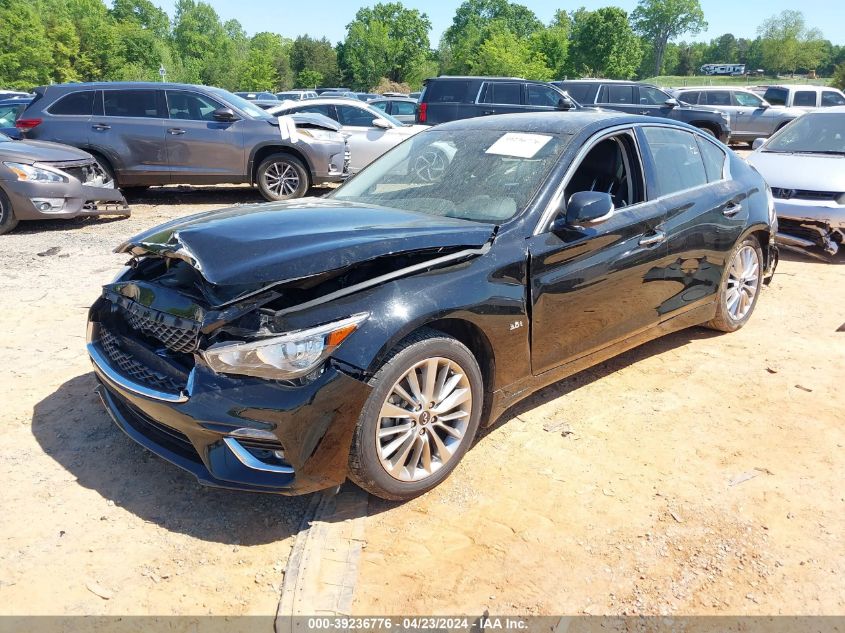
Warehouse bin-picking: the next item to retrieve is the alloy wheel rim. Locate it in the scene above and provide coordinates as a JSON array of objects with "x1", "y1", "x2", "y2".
[
  {"x1": 413, "y1": 150, "x2": 446, "y2": 182},
  {"x1": 726, "y1": 245, "x2": 760, "y2": 321},
  {"x1": 376, "y1": 357, "x2": 472, "y2": 482},
  {"x1": 264, "y1": 161, "x2": 300, "y2": 197}
]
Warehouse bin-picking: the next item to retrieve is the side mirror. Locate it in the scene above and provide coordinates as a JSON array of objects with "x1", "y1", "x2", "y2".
[
  {"x1": 213, "y1": 107, "x2": 238, "y2": 122},
  {"x1": 664, "y1": 98, "x2": 679, "y2": 108},
  {"x1": 758, "y1": 101, "x2": 770, "y2": 109},
  {"x1": 752, "y1": 138, "x2": 766, "y2": 150},
  {"x1": 556, "y1": 98, "x2": 574, "y2": 111},
  {"x1": 564, "y1": 191, "x2": 615, "y2": 227},
  {"x1": 372, "y1": 118, "x2": 391, "y2": 129}
]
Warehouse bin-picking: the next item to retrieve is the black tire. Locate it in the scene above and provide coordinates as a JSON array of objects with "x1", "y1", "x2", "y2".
[
  {"x1": 90, "y1": 154, "x2": 117, "y2": 185},
  {"x1": 347, "y1": 328, "x2": 484, "y2": 501},
  {"x1": 696, "y1": 125, "x2": 717, "y2": 138},
  {"x1": 0, "y1": 187, "x2": 19, "y2": 235},
  {"x1": 705, "y1": 235, "x2": 764, "y2": 332},
  {"x1": 256, "y1": 153, "x2": 309, "y2": 201}
]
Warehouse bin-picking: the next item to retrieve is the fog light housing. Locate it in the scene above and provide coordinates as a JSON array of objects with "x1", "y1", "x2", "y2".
[{"x1": 31, "y1": 198, "x2": 66, "y2": 213}]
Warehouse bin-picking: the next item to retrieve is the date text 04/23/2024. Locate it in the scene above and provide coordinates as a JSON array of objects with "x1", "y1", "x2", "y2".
[{"x1": 305, "y1": 617, "x2": 529, "y2": 631}]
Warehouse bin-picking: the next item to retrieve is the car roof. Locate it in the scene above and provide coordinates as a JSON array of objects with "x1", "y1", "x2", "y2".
[
  {"x1": 371, "y1": 96, "x2": 416, "y2": 102},
  {"x1": 674, "y1": 86, "x2": 748, "y2": 91},
  {"x1": 435, "y1": 110, "x2": 640, "y2": 134},
  {"x1": 36, "y1": 82, "x2": 232, "y2": 93},
  {"x1": 426, "y1": 75, "x2": 525, "y2": 81},
  {"x1": 278, "y1": 97, "x2": 370, "y2": 106},
  {"x1": 765, "y1": 85, "x2": 830, "y2": 91}
]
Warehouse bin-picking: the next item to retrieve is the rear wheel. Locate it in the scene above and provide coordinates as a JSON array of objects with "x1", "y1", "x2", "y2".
[
  {"x1": 0, "y1": 188, "x2": 19, "y2": 235},
  {"x1": 705, "y1": 236, "x2": 763, "y2": 332},
  {"x1": 348, "y1": 329, "x2": 483, "y2": 500},
  {"x1": 256, "y1": 154, "x2": 309, "y2": 201}
]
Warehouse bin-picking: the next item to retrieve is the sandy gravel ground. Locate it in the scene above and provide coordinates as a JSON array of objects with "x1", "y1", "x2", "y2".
[
  {"x1": 0, "y1": 185, "x2": 314, "y2": 616},
  {"x1": 1, "y1": 178, "x2": 843, "y2": 619}
]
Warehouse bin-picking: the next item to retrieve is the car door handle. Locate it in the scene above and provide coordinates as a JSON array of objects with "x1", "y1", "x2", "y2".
[
  {"x1": 640, "y1": 110, "x2": 651, "y2": 115},
  {"x1": 167, "y1": 128, "x2": 186, "y2": 135},
  {"x1": 91, "y1": 123, "x2": 110, "y2": 131},
  {"x1": 722, "y1": 202, "x2": 742, "y2": 217},
  {"x1": 639, "y1": 231, "x2": 666, "y2": 247},
  {"x1": 482, "y1": 110, "x2": 495, "y2": 116}
]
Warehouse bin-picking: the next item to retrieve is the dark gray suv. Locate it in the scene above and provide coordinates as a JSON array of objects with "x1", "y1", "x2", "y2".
[{"x1": 17, "y1": 82, "x2": 348, "y2": 200}]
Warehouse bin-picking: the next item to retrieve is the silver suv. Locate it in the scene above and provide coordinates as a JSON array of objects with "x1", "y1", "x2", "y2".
[
  {"x1": 17, "y1": 82, "x2": 348, "y2": 200},
  {"x1": 670, "y1": 86, "x2": 805, "y2": 143}
]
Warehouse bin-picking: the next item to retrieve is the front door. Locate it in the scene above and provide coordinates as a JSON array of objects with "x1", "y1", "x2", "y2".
[
  {"x1": 163, "y1": 90, "x2": 245, "y2": 183},
  {"x1": 335, "y1": 103, "x2": 394, "y2": 173},
  {"x1": 528, "y1": 130, "x2": 672, "y2": 375}
]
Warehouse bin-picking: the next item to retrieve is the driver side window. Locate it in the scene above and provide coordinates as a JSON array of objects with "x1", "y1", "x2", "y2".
[
  {"x1": 336, "y1": 105, "x2": 379, "y2": 127},
  {"x1": 564, "y1": 132, "x2": 645, "y2": 211}
]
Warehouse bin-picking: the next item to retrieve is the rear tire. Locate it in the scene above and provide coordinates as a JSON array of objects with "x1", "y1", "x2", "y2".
[
  {"x1": 0, "y1": 188, "x2": 19, "y2": 235},
  {"x1": 256, "y1": 154, "x2": 309, "y2": 201},
  {"x1": 705, "y1": 236, "x2": 764, "y2": 332},
  {"x1": 347, "y1": 328, "x2": 483, "y2": 501}
]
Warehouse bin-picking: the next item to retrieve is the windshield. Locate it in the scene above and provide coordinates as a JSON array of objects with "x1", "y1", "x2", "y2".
[
  {"x1": 331, "y1": 129, "x2": 569, "y2": 223},
  {"x1": 765, "y1": 112, "x2": 845, "y2": 154},
  {"x1": 210, "y1": 88, "x2": 273, "y2": 120}
]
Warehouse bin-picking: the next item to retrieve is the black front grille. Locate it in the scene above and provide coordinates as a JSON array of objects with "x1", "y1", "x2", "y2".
[
  {"x1": 772, "y1": 187, "x2": 840, "y2": 201},
  {"x1": 100, "y1": 328, "x2": 184, "y2": 394},
  {"x1": 108, "y1": 292, "x2": 200, "y2": 353}
]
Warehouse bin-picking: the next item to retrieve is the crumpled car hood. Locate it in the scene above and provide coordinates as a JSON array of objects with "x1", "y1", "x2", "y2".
[
  {"x1": 747, "y1": 151, "x2": 845, "y2": 191},
  {"x1": 117, "y1": 199, "x2": 494, "y2": 288}
]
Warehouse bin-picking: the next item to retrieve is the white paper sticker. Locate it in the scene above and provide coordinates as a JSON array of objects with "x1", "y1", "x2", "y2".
[
  {"x1": 486, "y1": 133, "x2": 552, "y2": 158},
  {"x1": 278, "y1": 115, "x2": 300, "y2": 144}
]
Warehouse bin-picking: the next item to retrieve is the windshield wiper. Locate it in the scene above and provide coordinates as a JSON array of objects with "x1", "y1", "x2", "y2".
[{"x1": 795, "y1": 150, "x2": 845, "y2": 156}]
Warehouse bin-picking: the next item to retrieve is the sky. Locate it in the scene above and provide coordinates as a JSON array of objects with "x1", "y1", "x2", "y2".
[{"x1": 153, "y1": 0, "x2": 844, "y2": 45}]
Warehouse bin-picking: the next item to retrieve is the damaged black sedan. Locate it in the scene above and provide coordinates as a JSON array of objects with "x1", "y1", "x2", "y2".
[{"x1": 88, "y1": 112, "x2": 777, "y2": 500}]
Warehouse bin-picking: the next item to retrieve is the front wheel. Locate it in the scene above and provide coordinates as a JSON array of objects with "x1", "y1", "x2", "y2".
[
  {"x1": 705, "y1": 236, "x2": 763, "y2": 332},
  {"x1": 256, "y1": 154, "x2": 309, "y2": 201},
  {"x1": 347, "y1": 329, "x2": 483, "y2": 500},
  {"x1": 0, "y1": 188, "x2": 19, "y2": 235}
]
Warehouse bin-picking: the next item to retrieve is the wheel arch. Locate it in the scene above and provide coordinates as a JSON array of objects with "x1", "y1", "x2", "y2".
[{"x1": 250, "y1": 144, "x2": 314, "y2": 185}]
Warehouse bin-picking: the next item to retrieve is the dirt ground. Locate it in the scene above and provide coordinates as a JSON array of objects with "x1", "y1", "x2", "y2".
[{"x1": 1, "y1": 177, "x2": 843, "y2": 618}]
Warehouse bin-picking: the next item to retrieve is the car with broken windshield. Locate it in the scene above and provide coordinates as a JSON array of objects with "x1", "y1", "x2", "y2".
[{"x1": 88, "y1": 111, "x2": 777, "y2": 500}]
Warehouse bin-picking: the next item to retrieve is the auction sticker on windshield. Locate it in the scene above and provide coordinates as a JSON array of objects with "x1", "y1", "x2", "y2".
[{"x1": 486, "y1": 133, "x2": 553, "y2": 158}]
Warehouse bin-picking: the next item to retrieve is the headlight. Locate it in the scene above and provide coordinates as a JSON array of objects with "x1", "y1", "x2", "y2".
[
  {"x1": 3, "y1": 162, "x2": 68, "y2": 183},
  {"x1": 200, "y1": 313, "x2": 368, "y2": 380},
  {"x1": 299, "y1": 128, "x2": 340, "y2": 142}
]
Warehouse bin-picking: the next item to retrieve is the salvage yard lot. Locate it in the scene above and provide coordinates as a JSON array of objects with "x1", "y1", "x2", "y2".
[{"x1": 1, "y1": 181, "x2": 843, "y2": 616}]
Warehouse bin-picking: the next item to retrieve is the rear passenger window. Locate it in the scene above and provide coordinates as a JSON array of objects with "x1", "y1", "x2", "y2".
[
  {"x1": 678, "y1": 91, "x2": 700, "y2": 104},
  {"x1": 526, "y1": 84, "x2": 561, "y2": 107},
  {"x1": 103, "y1": 90, "x2": 163, "y2": 118},
  {"x1": 696, "y1": 136, "x2": 727, "y2": 182},
  {"x1": 424, "y1": 80, "x2": 473, "y2": 103},
  {"x1": 705, "y1": 91, "x2": 731, "y2": 106},
  {"x1": 392, "y1": 101, "x2": 416, "y2": 116},
  {"x1": 642, "y1": 127, "x2": 708, "y2": 197},
  {"x1": 821, "y1": 91, "x2": 845, "y2": 106},
  {"x1": 48, "y1": 91, "x2": 94, "y2": 115},
  {"x1": 480, "y1": 82, "x2": 522, "y2": 105},
  {"x1": 370, "y1": 101, "x2": 388, "y2": 112},
  {"x1": 600, "y1": 85, "x2": 636, "y2": 104},
  {"x1": 763, "y1": 88, "x2": 788, "y2": 106},
  {"x1": 794, "y1": 91, "x2": 817, "y2": 107}
]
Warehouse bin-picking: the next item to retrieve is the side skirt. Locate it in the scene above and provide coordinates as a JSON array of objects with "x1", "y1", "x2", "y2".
[{"x1": 486, "y1": 302, "x2": 717, "y2": 425}]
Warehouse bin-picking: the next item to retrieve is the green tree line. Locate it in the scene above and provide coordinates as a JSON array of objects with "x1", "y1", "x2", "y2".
[{"x1": 2, "y1": 0, "x2": 844, "y2": 93}]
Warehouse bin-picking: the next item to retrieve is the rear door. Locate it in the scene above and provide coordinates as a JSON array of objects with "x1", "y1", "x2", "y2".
[
  {"x1": 95, "y1": 89, "x2": 169, "y2": 183},
  {"x1": 163, "y1": 89, "x2": 245, "y2": 183},
  {"x1": 792, "y1": 90, "x2": 818, "y2": 110},
  {"x1": 476, "y1": 81, "x2": 525, "y2": 116},
  {"x1": 640, "y1": 126, "x2": 746, "y2": 313}
]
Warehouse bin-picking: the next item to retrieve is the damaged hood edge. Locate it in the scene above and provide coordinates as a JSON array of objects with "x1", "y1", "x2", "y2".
[{"x1": 115, "y1": 201, "x2": 496, "y2": 290}]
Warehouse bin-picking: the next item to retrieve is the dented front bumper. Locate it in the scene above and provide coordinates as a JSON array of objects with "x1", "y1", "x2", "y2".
[{"x1": 3, "y1": 178, "x2": 129, "y2": 221}]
